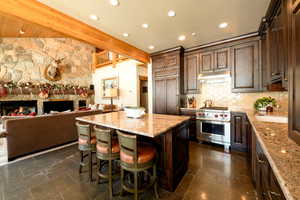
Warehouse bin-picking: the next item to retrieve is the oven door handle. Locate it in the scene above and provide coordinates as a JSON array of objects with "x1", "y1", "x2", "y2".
[{"x1": 198, "y1": 120, "x2": 230, "y2": 125}]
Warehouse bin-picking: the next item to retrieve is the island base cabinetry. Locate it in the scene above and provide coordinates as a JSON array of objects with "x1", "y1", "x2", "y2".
[{"x1": 152, "y1": 121, "x2": 189, "y2": 192}]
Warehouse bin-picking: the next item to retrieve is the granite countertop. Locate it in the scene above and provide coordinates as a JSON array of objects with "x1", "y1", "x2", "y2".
[
  {"x1": 76, "y1": 111, "x2": 190, "y2": 138},
  {"x1": 231, "y1": 108, "x2": 300, "y2": 200}
]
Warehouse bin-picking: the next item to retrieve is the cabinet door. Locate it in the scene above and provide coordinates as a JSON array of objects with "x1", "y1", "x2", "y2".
[
  {"x1": 199, "y1": 51, "x2": 214, "y2": 73},
  {"x1": 231, "y1": 41, "x2": 261, "y2": 93},
  {"x1": 184, "y1": 54, "x2": 199, "y2": 94},
  {"x1": 269, "y1": 170, "x2": 286, "y2": 200},
  {"x1": 214, "y1": 48, "x2": 231, "y2": 72},
  {"x1": 165, "y1": 54, "x2": 178, "y2": 68},
  {"x1": 154, "y1": 79, "x2": 166, "y2": 114},
  {"x1": 152, "y1": 55, "x2": 165, "y2": 69},
  {"x1": 289, "y1": 0, "x2": 300, "y2": 145},
  {"x1": 231, "y1": 112, "x2": 248, "y2": 152},
  {"x1": 166, "y1": 77, "x2": 179, "y2": 115}
]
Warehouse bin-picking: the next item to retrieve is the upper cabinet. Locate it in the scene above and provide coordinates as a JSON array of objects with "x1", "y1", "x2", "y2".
[
  {"x1": 184, "y1": 53, "x2": 199, "y2": 94},
  {"x1": 199, "y1": 48, "x2": 231, "y2": 74},
  {"x1": 214, "y1": 48, "x2": 231, "y2": 72},
  {"x1": 231, "y1": 40, "x2": 261, "y2": 93},
  {"x1": 289, "y1": 0, "x2": 300, "y2": 145},
  {"x1": 261, "y1": 0, "x2": 289, "y2": 91}
]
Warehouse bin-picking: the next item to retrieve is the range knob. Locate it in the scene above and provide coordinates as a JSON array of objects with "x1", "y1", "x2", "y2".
[{"x1": 214, "y1": 114, "x2": 218, "y2": 118}]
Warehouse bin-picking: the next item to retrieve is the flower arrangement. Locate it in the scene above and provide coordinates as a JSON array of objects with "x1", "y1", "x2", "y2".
[{"x1": 254, "y1": 96, "x2": 277, "y2": 111}]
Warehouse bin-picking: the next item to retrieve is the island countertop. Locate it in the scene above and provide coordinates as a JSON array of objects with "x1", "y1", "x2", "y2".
[{"x1": 76, "y1": 111, "x2": 191, "y2": 138}]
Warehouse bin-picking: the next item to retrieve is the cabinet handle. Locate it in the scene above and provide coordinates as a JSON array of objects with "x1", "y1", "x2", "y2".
[{"x1": 268, "y1": 191, "x2": 281, "y2": 200}]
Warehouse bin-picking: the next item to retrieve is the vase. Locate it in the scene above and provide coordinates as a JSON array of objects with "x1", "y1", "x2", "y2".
[{"x1": 0, "y1": 86, "x2": 8, "y2": 97}]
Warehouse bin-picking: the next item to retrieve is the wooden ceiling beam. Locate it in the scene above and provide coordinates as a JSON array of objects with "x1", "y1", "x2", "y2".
[{"x1": 0, "y1": 0, "x2": 150, "y2": 63}]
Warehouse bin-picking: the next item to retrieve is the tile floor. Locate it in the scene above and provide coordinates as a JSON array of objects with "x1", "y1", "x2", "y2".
[{"x1": 0, "y1": 142, "x2": 256, "y2": 200}]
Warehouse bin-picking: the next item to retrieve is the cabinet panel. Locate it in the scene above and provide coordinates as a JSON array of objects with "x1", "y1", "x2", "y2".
[
  {"x1": 184, "y1": 54, "x2": 199, "y2": 94},
  {"x1": 215, "y1": 48, "x2": 230, "y2": 71},
  {"x1": 154, "y1": 79, "x2": 166, "y2": 114},
  {"x1": 166, "y1": 77, "x2": 179, "y2": 115},
  {"x1": 152, "y1": 55, "x2": 165, "y2": 69},
  {"x1": 199, "y1": 51, "x2": 214, "y2": 73},
  {"x1": 165, "y1": 54, "x2": 178, "y2": 67},
  {"x1": 231, "y1": 41, "x2": 261, "y2": 93}
]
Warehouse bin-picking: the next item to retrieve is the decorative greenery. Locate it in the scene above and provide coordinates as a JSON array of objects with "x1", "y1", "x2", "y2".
[
  {"x1": 0, "y1": 81, "x2": 92, "y2": 97},
  {"x1": 254, "y1": 96, "x2": 277, "y2": 111}
]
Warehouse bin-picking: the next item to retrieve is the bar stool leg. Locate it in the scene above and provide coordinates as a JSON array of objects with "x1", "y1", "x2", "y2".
[
  {"x1": 153, "y1": 163, "x2": 159, "y2": 199},
  {"x1": 134, "y1": 171, "x2": 138, "y2": 200},
  {"x1": 108, "y1": 160, "x2": 113, "y2": 199},
  {"x1": 89, "y1": 151, "x2": 92, "y2": 182},
  {"x1": 120, "y1": 168, "x2": 125, "y2": 196},
  {"x1": 79, "y1": 151, "x2": 83, "y2": 174},
  {"x1": 97, "y1": 159, "x2": 101, "y2": 184}
]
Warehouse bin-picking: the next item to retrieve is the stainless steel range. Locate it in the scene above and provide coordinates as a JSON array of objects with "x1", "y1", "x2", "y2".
[{"x1": 196, "y1": 107, "x2": 231, "y2": 151}]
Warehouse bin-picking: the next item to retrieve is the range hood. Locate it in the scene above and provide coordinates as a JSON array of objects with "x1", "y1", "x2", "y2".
[{"x1": 198, "y1": 71, "x2": 231, "y2": 80}]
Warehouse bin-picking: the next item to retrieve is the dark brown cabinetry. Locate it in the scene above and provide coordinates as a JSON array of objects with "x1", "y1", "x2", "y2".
[
  {"x1": 262, "y1": 0, "x2": 289, "y2": 91},
  {"x1": 184, "y1": 53, "x2": 199, "y2": 94},
  {"x1": 199, "y1": 51, "x2": 214, "y2": 73},
  {"x1": 199, "y1": 48, "x2": 231, "y2": 74},
  {"x1": 231, "y1": 112, "x2": 251, "y2": 152},
  {"x1": 231, "y1": 40, "x2": 261, "y2": 93},
  {"x1": 254, "y1": 136, "x2": 286, "y2": 200},
  {"x1": 289, "y1": 0, "x2": 300, "y2": 145},
  {"x1": 152, "y1": 47, "x2": 184, "y2": 115}
]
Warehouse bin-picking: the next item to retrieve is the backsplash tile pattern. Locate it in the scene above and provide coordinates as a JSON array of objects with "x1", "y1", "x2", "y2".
[{"x1": 195, "y1": 78, "x2": 288, "y2": 112}]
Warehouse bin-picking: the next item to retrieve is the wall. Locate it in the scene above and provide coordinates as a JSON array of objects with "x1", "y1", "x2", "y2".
[
  {"x1": 92, "y1": 60, "x2": 148, "y2": 107},
  {"x1": 0, "y1": 38, "x2": 94, "y2": 86},
  {"x1": 194, "y1": 78, "x2": 289, "y2": 112}
]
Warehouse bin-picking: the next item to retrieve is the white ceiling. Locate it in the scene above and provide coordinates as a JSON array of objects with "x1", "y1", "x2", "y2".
[{"x1": 37, "y1": 0, "x2": 270, "y2": 53}]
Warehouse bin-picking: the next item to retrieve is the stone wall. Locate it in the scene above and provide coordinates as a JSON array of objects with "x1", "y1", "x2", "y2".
[{"x1": 0, "y1": 38, "x2": 95, "y2": 86}]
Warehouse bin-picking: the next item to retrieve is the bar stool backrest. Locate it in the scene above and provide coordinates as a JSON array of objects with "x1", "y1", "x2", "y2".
[
  {"x1": 76, "y1": 122, "x2": 91, "y2": 150},
  {"x1": 117, "y1": 130, "x2": 138, "y2": 167},
  {"x1": 94, "y1": 126, "x2": 114, "y2": 154}
]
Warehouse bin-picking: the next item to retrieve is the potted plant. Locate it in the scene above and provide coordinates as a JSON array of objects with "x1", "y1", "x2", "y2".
[{"x1": 254, "y1": 96, "x2": 277, "y2": 112}]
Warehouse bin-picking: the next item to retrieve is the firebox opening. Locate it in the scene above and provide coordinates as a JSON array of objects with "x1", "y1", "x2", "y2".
[
  {"x1": 0, "y1": 101, "x2": 38, "y2": 116},
  {"x1": 43, "y1": 101, "x2": 74, "y2": 114}
]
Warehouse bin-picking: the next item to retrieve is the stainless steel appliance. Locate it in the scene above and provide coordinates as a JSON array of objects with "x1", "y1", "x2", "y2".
[{"x1": 196, "y1": 107, "x2": 231, "y2": 151}]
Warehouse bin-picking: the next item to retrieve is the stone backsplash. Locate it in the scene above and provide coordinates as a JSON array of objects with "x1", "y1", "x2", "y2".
[
  {"x1": 0, "y1": 38, "x2": 95, "y2": 86},
  {"x1": 192, "y1": 78, "x2": 288, "y2": 112}
]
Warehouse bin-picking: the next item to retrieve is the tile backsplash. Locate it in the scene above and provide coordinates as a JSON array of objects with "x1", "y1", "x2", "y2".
[{"x1": 194, "y1": 78, "x2": 288, "y2": 112}]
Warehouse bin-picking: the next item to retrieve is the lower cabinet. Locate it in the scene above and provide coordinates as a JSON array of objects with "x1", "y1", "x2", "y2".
[
  {"x1": 253, "y1": 135, "x2": 286, "y2": 200},
  {"x1": 231, "y1": 112, "x2": 251, "y2": 152}
]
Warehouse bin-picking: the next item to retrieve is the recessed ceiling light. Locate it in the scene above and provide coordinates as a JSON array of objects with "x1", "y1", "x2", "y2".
[
  {"x1": 110, "y1": 0, "x2": 119, "y2": 6},
  {"x1": 142, "y1": 24, "x2": 149, "y2": 29},
  {"x1": 191, "y1": 32, "x2": 196, "y2": 36},
  {"x1": 178, "y1": 35, "x2": 186, "y2": 41},
  {"x1": 89, "y1": 14, "x2": 99, "y2": 21},
  {"x1": 123, "y1": 33, "x2": 129, "y2": 37},
  {"x1": 148, "y1": 45, "x2": 155, "y2": 50},
  {"x1": 219, "y1": 22, "x2": 228, "y2": 29},
  {"x1": 19, "y1": 29, "x2": 25, "y2": 34},
  {"x1": 168, "y1": 10, "x2": 176, "y2": 17}
]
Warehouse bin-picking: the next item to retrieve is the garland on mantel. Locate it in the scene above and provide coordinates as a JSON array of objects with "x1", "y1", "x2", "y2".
[{"x1": 0, "y1": 81, "x2": 93, "y2": 99}]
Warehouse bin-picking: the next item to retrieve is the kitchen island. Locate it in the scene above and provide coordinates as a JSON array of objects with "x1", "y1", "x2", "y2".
[{"x1": 76, "y1": 111, "x2": 190, "y2": 191}]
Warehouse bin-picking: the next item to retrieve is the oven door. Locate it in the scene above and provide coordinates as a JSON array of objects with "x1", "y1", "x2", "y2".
[{"x1": 197, "y1": 120, "x2": 230, "y2": 145}]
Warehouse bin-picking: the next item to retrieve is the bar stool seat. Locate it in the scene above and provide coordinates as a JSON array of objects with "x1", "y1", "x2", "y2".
[
  {"x1": 96, "y1": 139, "x2": 120, "y2": 154},
  {"x1": 79, "y1": 137, "x2": 97, "y2": 145},
  {"x1": 120, "y1": 143, "x2": 156, "y2": 164}
]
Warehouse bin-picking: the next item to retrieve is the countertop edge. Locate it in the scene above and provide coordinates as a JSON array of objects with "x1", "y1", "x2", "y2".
[
  {"x1": 76, "y1": 116, "x2": 191, "y2": 138},
  {"x1": 244, "y1": 111, "x2": 295, "y2": 200}
]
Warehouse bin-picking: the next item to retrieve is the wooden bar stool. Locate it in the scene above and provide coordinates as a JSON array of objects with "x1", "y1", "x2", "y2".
[
  {"x1": 76, "y1": 122, "x2": 96, "y2": 182},
  {"x1": 117, "y1": 130, "x2": 159, "y2": 200},
  {"x1": 94, "y1": 126, "x2": 120, "y2": 199}
]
